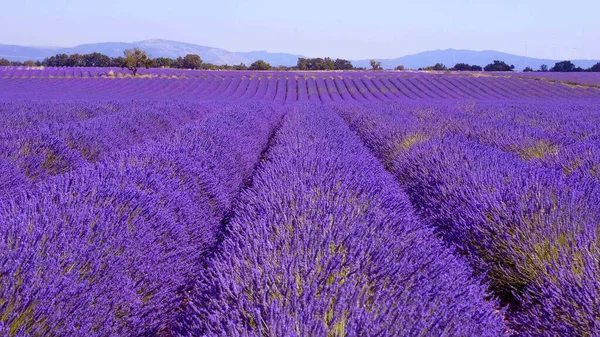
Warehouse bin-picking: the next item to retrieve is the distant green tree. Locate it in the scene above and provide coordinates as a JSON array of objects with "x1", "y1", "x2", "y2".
[
  {"x1": 0, "y1": 58, "x2": 10, "y2": 66},
  {"x1": 182, "y1": 54, "x2": 203, "y2": 69},
  {"x1": 24, "y1": 60, "x2": 36, "y2": 67},
  {"x1": 452, "y1": 63, "x2": 471, "y2": 71},
  {"x1": 309, "y1": 58, "x2": 328, "y2": 70},
  {"x1": 484, "y1": 60, "x2": 514, "y2": 71},
  {"x1": 370, "y1": 59, "x2": 383, "y2": 70},
  {"x1": 110, "y1": 57, "x2": 125, "y2": 67},
  {"x1": 297, "y1": 58, "x2": 309, "y2": 70},
  {"x1": 324, "y1": 57, "x2": 336, "y2": 70},
  {"x1": 122, "y1": 48, "x2": 153, "y2": 76},
  {"x1": 66, "y1": 54, "x2": 84, "y2": 67},
  {"x1": 394, "y1": 65, "x2": 405, "y2": 71},
  {"x1": 153, "y1": 57, "x2": 174, "y2": 68},
  {"x1": 551, "y1": 60, "x2": 577, "y2": 72},
  {"x1": 84, "y1": 53, "x2": 111, "y2": 67},
  {"x1": 200, "y1": 63, "x2": 219, "y2": 70},
  {"x1": 470, "y1": 65, "x2": 483, "y2": 71},
  {"x1": 433, "y1": 63, "x2": 447, "y2": 71},
  {"x1": 538, "y1": 64, "x2": 549, "y2": 72},
  {"x1": 46, "y1": 54, "x2": 69, "y2": 67},
  {"x1": 523, "y1": 67, "x2": 534, "y2": 72},
  {"x1": 171, "y1": 57, "x2": 184, "y2": 69},
  {"x1": 590, "y1": 62, "x2": 600, "y2": 72},
  {"x1": 249, "y1": 60, "x2": 271, "y2": 71},
  {"x1": 334, "y1": 58, "x2": 354, "y2": 70},
  {"x1": 234, "y1": 63, "x2": 248, "y2": 70}
]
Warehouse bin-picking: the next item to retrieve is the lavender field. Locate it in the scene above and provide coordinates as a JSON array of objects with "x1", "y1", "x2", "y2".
[{"x1": 1, "y1": 67, "x2": 600, "y2": 337}]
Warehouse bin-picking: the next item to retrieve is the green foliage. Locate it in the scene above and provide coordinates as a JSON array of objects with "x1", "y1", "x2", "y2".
[
  {"x1": 298, "y1": 57, "x2": 351, "y2": 71},
  {"x1": 334, "y1": 58, "x2": 353, "y2": 70},
  {"x1": 200, "y1": 63, "x2": 219, "y2": 70},
  {"x1": 452, "y1": 63, "x2": 472, "y2": 71},
  {"x1": 182, "y1": 54, "x2": 203, "y2": 70},
  {"x1": 590, "y1": 62, "x2": 600, "y2": 72},
  {"x1": 394, "y1": 65, "x2": 405, "y2": 71},
  {"x1": 0, "y1": 58, "x2": 11, "y2": 66},
  {"x1": 122, "y1": 48, "x2": 153, "y2": 76},
  {"x1": 234, "y1": 63, "x2": 248, "y2": 70},
  {"x1": 370, "y1": 59, "x2": 383, "y2": 70},
  {"x1": 23, "y1": 60, "x2": 36, "y2": 67},
  {"x1": 153, "y1": 57, "x2": 173, "y2": 68},
  {"x1": 422, "y1": 63, "x2": 447, "y2": 71},
  {"x1": 84, "y1": 53, "x2": 111, "y2": 67},
  {"x1": 484, "y1": 60, "x2": 515, "y2": 72},
  {"x1": 550, "y1": 60, "x2": 583, "y2": 72},
  {"x1": 45, "y1": 54, "x2": 69, "y2": 67},
  {"x1": 110, "y1": 57, "x2": 125, "y2": 68},
  {"x1": 248, "y1": 60, "x2": 271, "y2": 71},
  {"x1": 523, "y1": 67, "x2": 534, "y2": 72},
  {"x1": 539, "y1": 64, "x2": 549, "y2": 72}
]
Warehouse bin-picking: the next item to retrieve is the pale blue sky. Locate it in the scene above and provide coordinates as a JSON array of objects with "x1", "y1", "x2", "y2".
[{"x1": 1, "y1": 0, "x2": 598, "y2": 60}]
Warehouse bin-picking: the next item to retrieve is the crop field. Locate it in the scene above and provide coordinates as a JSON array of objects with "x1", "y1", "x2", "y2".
[{"x1": 1, "y1": 67, "x2": 600, "y2": 337}]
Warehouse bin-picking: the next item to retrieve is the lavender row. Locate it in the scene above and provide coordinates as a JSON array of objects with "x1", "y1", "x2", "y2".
[
  {"x1": 0, "y1": 102, "x2": 282, "y2": 337},
  {"x1": 335, "y1": 103, "x2": 600, "y2": 336},
  {"x1": 179, "y1": 104, "x2": 506, "y2": 336},
  {"x1": 2, "y1": 73, "x2": 598, "y2": 102},
  {"x1": 396, "y1": 101, "x2": 600, "y2": 182},
  {"x1": 0, "y1": 100, "x2": 216, "y2": 196}
]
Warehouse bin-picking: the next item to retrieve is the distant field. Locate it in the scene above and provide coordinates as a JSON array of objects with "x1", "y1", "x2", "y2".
[{"x1": 1, "y1": 68, "x2": 599, "y2": 336}]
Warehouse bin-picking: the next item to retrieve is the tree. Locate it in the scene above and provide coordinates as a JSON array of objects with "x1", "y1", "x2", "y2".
[
  {"x1": 46, "y1": 54, "x2": 69, "y2": 67},
  {"x1": 248, "y1": 60, "x2": 271, "y2": 71},
  {"x1": 394, "y1": 65, "x2": 405, "y2": 71},
  {"x1": 470, "y1": 65, "x2": 483, "y2": 71},
  {"x1": 523, "y1": 67, "x2": 534, "y2": 72},
  {"x1": 484, "y1": 60, "x2": 514, "y2": 72},
  {"x1": 452, "y1": 63, "x2": 471, "y2": 71},
  {"x1": 84, "y1": 53, "x2": 111, "y2": 67},
  {"x1": 66, "y1": 54, "x2": 84, "y2": 67},
  {"x1": 200, "y1": 63, "x2": 219, "y2": 70},
  {"x1": 433, "y1": 63, "x2": 447, "y2": 71},
  {"x1": 538, "y1": 64, "x2": 549, "y2": 72},
  {"x1": 370, "y1": 60, "x2": 383, "y2": 70},
  {"x1": 23, "y1": 60, "x2": 36, "y2": 67},
  {"x1": 309, "y1": 58, "x2": 328, "y2": 70},
  {"x1": 0, "y1": 58, "x2": 10, "y2": 66},
  {"x1": 334, "y1": 58, "x2": 353, "y2": 70},
  {"x1": 590, "y1": 62, "x2": 600, "y2": 72},
  {"x1": 324, "y1": 57, "x2": 335, "y2": 70},
  {"x1": 297, "y1": 58, "x2": 309, "y2": 70},
  {"x1": 122, "y1": 48, "x2": 153, "y2": 76},
  {"x1": 153, "y1": 57, "x2": 174, "y2": 68},
  {"x1": 182, "y1": 54, "x2": 203, "y2": 69},
  {"x1": 234, "y1": 63, "x2": 248, "y2": 71},
  {"x1": 551, "y1": 60, "x2": 576, "y2": 72}
]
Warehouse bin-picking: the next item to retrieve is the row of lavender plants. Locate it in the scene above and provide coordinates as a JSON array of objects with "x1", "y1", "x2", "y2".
[
  {"x1": 2, "y1": 72, "x2": 599, "y2": 102},
  {"x1": 178, "y1": 104, "x2": 506, "y2": 336},
  {"x1": 334, "y1": 102, "x2": 600, "y2": 336},
  {"x1": 0, "y1": 100, "x2": 220, "y2": 197},
  {"x1": 0, "y1": 102, "x2": 282, "y2": 336}
]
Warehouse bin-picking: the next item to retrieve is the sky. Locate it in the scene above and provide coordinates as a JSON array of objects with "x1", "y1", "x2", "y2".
[{"x1": 1, "y1": 0, "x2": 599, "y2": 60}]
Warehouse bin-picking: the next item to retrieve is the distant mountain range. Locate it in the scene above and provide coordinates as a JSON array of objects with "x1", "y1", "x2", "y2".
[{"x1": 1, "y1": 39, "x2": 598, "y2": 70}]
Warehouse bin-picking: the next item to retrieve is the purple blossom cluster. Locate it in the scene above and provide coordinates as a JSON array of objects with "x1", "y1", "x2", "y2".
[
  {"x1": 335, "y1": 101, "x2": 600, "y2": 336},
  {"x1": 0, "y1": 102, "x2": 282, "y2": 336},
  {"x1": 180, "y1": 104, "x2": 505, "y2": 336}
]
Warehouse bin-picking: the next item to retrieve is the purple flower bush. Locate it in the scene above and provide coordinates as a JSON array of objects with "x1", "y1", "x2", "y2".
[{"x1": 181, "y1": 104, "x2": 506, "y2": 336}]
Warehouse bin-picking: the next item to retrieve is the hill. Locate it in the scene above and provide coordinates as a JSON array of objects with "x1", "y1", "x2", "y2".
[{"x1": 1, "y1": 40, "x2": 598, "y2": 69}]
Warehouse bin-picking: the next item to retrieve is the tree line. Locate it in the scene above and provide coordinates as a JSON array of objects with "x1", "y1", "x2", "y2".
[{"x1": 1, "y1": 49, "x2": 599, "y2": 74}]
